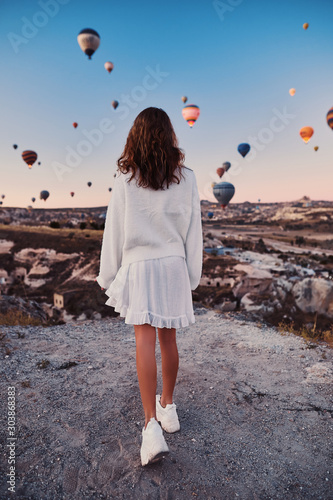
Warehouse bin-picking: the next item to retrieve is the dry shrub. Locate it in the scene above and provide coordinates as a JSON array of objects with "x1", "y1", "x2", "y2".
[{"x1": 0, "y1": 309, "x2": 44, "y2": 326}]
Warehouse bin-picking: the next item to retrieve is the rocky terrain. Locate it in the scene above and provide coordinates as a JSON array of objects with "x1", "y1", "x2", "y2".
[
  {"x1": 0, "y1": 197, "x2": 332, "y2": 339},
  {"x1": 0, "y1": 306, "x2": 332, "y2": 499}
]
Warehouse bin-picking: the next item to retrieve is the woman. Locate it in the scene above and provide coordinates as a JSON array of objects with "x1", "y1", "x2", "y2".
[{"x1": 96, "y1": 107, "x2": 202, "y2": 466}]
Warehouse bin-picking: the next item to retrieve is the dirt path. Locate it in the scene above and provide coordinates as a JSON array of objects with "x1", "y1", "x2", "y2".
[{"x1": 1, "y1": 308, "x2": 332, "y2": 499}]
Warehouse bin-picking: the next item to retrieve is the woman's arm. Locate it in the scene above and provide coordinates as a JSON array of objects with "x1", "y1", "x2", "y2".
[
  {"x1": 185, "y1": 174, "x2": 203, "y2": 290},
  {"x1": 95, "y1": 173, "x2": 125, "y2": 290}
]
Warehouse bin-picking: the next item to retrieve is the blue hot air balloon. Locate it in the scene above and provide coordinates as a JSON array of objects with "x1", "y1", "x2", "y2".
[
  {"x1": 213, "y1": 182, "x2": 235, "y2": 208},
  {"x1": 207, "y1": 211, "x2": 214, "y2": 219},
  {"x1": 237, "y1": 143, "x2": 250, "y2": 158}
]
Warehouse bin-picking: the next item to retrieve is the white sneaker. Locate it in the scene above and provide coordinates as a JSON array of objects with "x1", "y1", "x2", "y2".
[
  {"x1": 140, "y1": 417, "x2": 169, "y2": 466},
  {"x1": 156, "y1": 394, "x2": 180, "y2": 433}
]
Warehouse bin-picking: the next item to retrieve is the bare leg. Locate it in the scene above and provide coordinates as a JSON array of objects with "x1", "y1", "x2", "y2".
[
  {"x1": 158, "y1": 327, "x2": 179, "y2": 407},
  {"x1": 134, "y1": 324, "x2": 157, "y2": 429}
]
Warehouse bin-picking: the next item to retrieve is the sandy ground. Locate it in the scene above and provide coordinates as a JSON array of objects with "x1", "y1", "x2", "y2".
[{"x1": 0, "y1": 306, "x2": 332, "y2": 500}]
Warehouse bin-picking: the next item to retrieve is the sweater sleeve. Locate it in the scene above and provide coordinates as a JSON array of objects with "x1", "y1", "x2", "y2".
[
  {"x1": 185, "y1": 174, "x2": 203, "y2": 290},
  {"x1": 95, "y1": 174, "x2": 125, "y2": 290}
]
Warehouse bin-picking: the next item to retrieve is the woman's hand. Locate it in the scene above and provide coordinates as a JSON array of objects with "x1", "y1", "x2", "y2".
[{"x1": 94, "y1": 279, "x2": 105, "y2": 291}]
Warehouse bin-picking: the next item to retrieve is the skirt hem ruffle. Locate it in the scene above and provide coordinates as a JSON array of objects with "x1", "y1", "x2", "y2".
[{"x1": 105, "y1": 294, "x2": 195, "y2": 328}]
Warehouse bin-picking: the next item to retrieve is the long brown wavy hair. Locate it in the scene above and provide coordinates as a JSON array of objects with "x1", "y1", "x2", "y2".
[{"x1": 117, "y1": 107, "x2": 185, "y2": 190}]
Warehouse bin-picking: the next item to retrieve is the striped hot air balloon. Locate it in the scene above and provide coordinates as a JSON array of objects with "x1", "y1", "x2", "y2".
[
  {"x1": 223, "y1": 161, "x2": 231, "y2": 172},
  {"x1": 22, "y1": 150, "x2": 37, "y2": 168},
  {"x1": 182, "y1": 104, "x2": 200, "y2": 128},
  {"x1": 77, "y1": 28, "x2": 100, "y2": 59},
  {"x1": 326, "y1": 107, "x2": 333, "y2": 130}
]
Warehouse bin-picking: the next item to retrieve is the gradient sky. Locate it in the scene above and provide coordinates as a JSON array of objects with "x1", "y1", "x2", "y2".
[{"x1": 1, "y1": 0, "x2": 333, "y2": 208}]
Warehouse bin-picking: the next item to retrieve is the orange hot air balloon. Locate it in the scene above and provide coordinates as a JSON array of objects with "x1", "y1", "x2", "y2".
[
  {"x1": 216, "y1": 167, "x2": 224, "y2": 178},
  {"x1": 299, "y1": 126, "x2": 314, "y2": 143},
  {"x1": 314, "y1": 146, "x2": 319, "y2": 151},
  {"x1": 182, "y1": 104, "x2": 200, "y2": 128},
  {"x1": 73, "y1": 122, "x2": 78, "y2": 128},
  {"x1": 289, "y1": 88, "x2": 296, "y2": 96},
  {"x1": 303, "y1": 23, "x2": 309, "y2": 30}
]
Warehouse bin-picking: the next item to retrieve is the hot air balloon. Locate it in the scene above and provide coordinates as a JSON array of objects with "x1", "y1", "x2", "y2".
[
  {"x1": 104, "y1": 62, "x2": 114, "y2": 73},
  {"x1": 211, "y1": 182, "x2": 217, "y2": 189},
  {"x1": 216, "y1": 167, "x2": 224, "y2": 178},
  {"x1": 223, "y1": 161, "x2": 231, "y2": 172},
  {"x1": 314, "y1": 146, "x2": 319, "y2": 151},
  {"x1": 181, "y1": 96, "x2": 188, "y2": 104},
  {"x1": 207, "y1": 211, "x2": 214, "y2": 219},
  {"x1": 1, "y1": 195, "x2": 5, "y2": 199},
  {"x1": 40, "y1": 190, "x2": 49, "y2": 202},
  {"x1": 289, "y1": 88, "x2": 296, "y2": 96},
  {"x1": 70, "y1": 192, "x2": 75, "y2": 197},
  {"x1": 303, "y1": 23, "x2": 309, "y2": 30},
  {"x1": 326, "y1": 107, "x2": 333, "y2": 130},
  {"x1": 77, "y1": 28, "x2": 100, "y2": 59},
  {"x1": 213, "y1": 182, "x2": 235, "y2": 208},
  {"x1": 111, "y1": 100, "x2": 119, "y2": 110},
  {"x1": 0, "y1": 201, "x2": 2, "y2": 205},
  {"x1": 87, "y1": 182, "x2": 92, "y2": 187},
  {"x1": 182, "y1": 104, "x2": 200, "y2": 128},
  {"x1": 73, "y1": 122, "x2": 78, "y2": 128},
  {"x1": 13, "y1": 144, "x2": 18, "y2": 150},
  {"x1": 22, "y1": 150, "x2": 37, "y2": 168},
  {"x1": 108, "y1": 187, "x2": 112, "y2": 192},
  {"x1": 299, "y1": 126, "x2": 314, "y2": 143},
  {"x1": 31, "y1": 197, "x2": 36, "y2": 203},
  {"x1": 237, "y1": 143, "x2": 250, "y2": 158}
]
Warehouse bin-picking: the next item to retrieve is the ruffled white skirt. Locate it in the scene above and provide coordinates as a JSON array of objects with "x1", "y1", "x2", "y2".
[{"x1": 104, "y1": 256, "x2": 195, "y2": 328}]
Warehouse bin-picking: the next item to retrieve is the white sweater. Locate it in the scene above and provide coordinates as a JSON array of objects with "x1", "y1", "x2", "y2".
[{"x1": 96, "y1": 166, "x2": 203, "y2": 291}]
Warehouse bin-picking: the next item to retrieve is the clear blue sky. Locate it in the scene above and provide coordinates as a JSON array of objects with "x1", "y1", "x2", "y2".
[{"x1": 1, "y1": 0, "x2": 333, "y2": 208}]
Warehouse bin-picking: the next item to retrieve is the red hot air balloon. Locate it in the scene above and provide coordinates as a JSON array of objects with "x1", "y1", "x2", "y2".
[
  {"x1": 216, "y1": 167, "x2": 225, "y2": 178},
  {"x1": 73, "y1": 122, "x2": 78, "y2": 128},
  {"x1": 182, "y1": 104, "x2": 200, "y2": 128},
  {"x1": 22, "y1": 150, "x2": 38, "y2": 168},
  {"x1": 70, "y1": 192, "x2": 75, "y2": 197}
]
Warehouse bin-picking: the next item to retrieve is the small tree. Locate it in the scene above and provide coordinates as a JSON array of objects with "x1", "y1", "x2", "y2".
[
  {"x1": 80, "y1": 222, "x2": 87, "y2": 230},
  {"x1": 50, "y1": 221, "x2": 60, "y2": 229}
]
